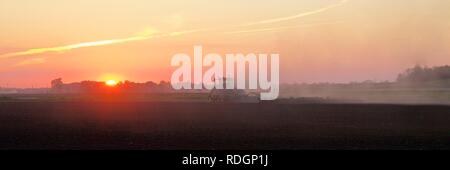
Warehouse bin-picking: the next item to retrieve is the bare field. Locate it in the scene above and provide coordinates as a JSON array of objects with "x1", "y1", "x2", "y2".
[{"x1": 0, "y1": 101, "x2": 450, "y2": 150}]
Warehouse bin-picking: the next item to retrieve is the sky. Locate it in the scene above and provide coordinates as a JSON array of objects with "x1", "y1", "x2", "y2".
[{"x1": 1, "y1": 0, "x2": 450, "y2": 87}]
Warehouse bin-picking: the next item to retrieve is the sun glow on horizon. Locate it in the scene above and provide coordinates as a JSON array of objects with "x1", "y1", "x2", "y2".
[{"x1": 105, "y1": 80, "x2": 119, "y2": 86}]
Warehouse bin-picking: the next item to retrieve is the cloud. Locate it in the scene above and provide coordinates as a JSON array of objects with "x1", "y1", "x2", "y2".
[
  {"x1": 0, "y1": 0, "x2": 349, "y2": 59},
  {"x1": 0, "y1": 29, "x2": 204, "y2": 59},
  {"x1": 0, "y1": 35, "x2": 156, "y2": 59},
  {"x1": 241, "y1": 0, "x2": 349, "y2": 26},
  {"x1": 227, "y1": 20, "x2": 347, "y2": 34},
  {"x1": 14, "y1": 57, "x2": 46, "y2": 67},
  {"x1": 135, "y1": 27, "x2": 160, "y2": 37}
]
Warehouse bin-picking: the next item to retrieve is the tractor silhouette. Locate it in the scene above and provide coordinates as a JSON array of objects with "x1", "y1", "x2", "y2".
[{"x1": 208, "y1": 77, "x2": 260, "y2": 103}]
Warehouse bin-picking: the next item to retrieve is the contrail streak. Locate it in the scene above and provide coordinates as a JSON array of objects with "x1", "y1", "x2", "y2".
[
  {"x1": 0, "y1": 29, "x2": 204, "y2": 59},
  {"x1": 0, "y1": 36, "x2": 151, "y2": 58},
  {"x1": 227, "y1": 21, "x2": 347, "y2": 34},
  {"x1": 242, "y1": 0, "x2": 348, "y2": 26},
  {"x1": 0, "y1": 0, "x2": 348, "y2": 59}
]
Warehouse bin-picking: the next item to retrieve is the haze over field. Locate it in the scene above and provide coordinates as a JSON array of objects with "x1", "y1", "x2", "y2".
[
  {"x1": 2, "y1": 1, "x2": 450, "y2": 152},
  {"x1": 1, "y1": 0, "x2": 450, "y2": 87}
]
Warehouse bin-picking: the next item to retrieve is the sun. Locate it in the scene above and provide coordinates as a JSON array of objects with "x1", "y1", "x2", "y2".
[{"x1": 105, "y1": 80, "x2": 118, "y2": 86}]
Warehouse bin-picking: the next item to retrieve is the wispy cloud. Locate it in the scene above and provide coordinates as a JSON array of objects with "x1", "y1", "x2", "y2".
[
  {"x1": 14, "y1": 57, "x2": 47, "y2": 67},
  {"x1": 0, "y1": 36, "x2": 154, "y2": 59},
  {"x1": 241, "y1": 0, "x2": 349, "y2": 26},
  {"x1": 0, "y1": 29, "x2": 204, "y2": 59},
  {"x1": 0, "y1": 0, "x2": 349, "y2": 59},
  {"x1": 227, "y1": 21, "x2": 347, "y2": 34}
]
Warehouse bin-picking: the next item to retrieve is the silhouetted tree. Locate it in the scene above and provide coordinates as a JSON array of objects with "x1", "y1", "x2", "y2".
[
  {"x1": 397, "y1": 65, "x2": 450, "y2": 83},
  {"x1": 51, "y1": 78, "x2": 63, "y2": 89}
]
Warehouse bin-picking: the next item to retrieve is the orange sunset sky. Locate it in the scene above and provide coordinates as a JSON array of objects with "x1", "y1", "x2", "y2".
[{"x1": 1, "y1": 0, "x2": 450, "y2": 87}]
